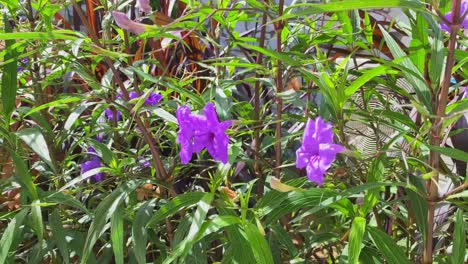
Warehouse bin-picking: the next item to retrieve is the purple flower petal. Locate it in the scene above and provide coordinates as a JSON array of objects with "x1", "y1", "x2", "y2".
[
  {"x1": 144, "y1": 92, "x2": 163, "y2": 106},
  {"x1": 129, "y1": 91, "x2": 139, "y2": 99},
  {"x1": 105, "y1": 108, "x2": 122, "y2": 121},
  {"x1": 136, "y1": 0, "x2": 152, "y2": 13},
  {"x1": 113, "y1": 11, "x2": 146, "y2": 34},
  {"x1": 176, "y1": 103, "x2": 231, "y2": 164},
  {"x1": 176, "y1": 106, "x2": 195, "y2": 164},
  {"x1": 80, "y1": 156, "x2": 104, "y2": 182},
  {"x1": 296, "y1": 117, "x2": 344, "y2": 185}
]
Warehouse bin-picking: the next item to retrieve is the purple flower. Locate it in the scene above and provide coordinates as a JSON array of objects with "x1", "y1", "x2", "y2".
[
  {"x1": 144, "y1": 92, "x2": 163, "y2": 106},
  {"x1": 176, "y1": 103, "x2": 231, "y2": 164},
  {"x1": 296, "y1": 117, "x2": 344, "y2": 185},
  {"x1": 440, "y1": 0, "x2": 468, "y2": 32},
  {"x1": 112, "y1": 11, "x2": 146, "y2": 34},
  {"x1": 136, "y1": 0, "x2": 152, "y2": 13},
  {"x1": 95, "y1": 133, "x2": 104, "y2": 142},
  {"x1": 104, "y1": 108, "x2": 122, "y2": 121},
  {"x1": 105, "y1": 91, "x2": 162, "y2": 121},
  {"x1": 176, "y1": 106, "x2": 197, "y2": 164},
  {"x1": 17, "y1": 58, "x2": 28, "y2": 72},
  {"x1": 139, "y1": 159, "x2": 151, "y2": 168},
  {"x1": 81, "y1": 148, "x2": 104, "y2": 182}
]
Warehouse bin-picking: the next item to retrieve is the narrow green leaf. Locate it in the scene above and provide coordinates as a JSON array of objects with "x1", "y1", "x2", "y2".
[
  {"x1": 0, "y1": 31, "x2": 79, "y2": 41},
  {"x1": 132, "y1": 200, "x2": 155, "y2": 264},
  {"x1": 281, "y1": 0, "x2": 425, "y2": 20},
  {"x1": 31, "y1": 200, "x2": 44, "y2": 242},
  {"x1": 146, "y1": 192, "x2": 206, "y2": 227},
  {"x1": 24, "y1": 97, "x2": 82, "y2": 117},
  {"x1": 16, "y1": 128, "x2": 55, "y2": 171},
  {"x1": 451, "y1": 209, "x2": 466, "y2": 264},
  {"x1": 45, "y1": 191, "x2": 90, "y2": 214},
  {"x1": 378, "y1": 25, "x2": 432, "y2": 110},
  {"x1": 1, "y1": 14, "x2": 18, "y2": 121},
  {"x1": 368, "y1": 226, "x2": 411, "y2": 264},
  {"x1": 131, "y1": 67, "x2": 205, "y2": 108},
  {"x1": 271, "y1": 224, "x2": 298, "y2": 257},
  {"x1": 407, "y1": 189, "x2": 427, "y2": 242},
  {"x1": 409, "y1": 39, "x2": 425, "y2": 74},
  {"x1": 426, "y1": 145, "x2": 468, "y2": 163},
  {"x1": 344, "y1": 65, "x2": 388, "y2": 98},
  {"x1": 64, "y1": 103, "x2": 90, "y2": 130},
  {"x1": 0, "y1": 209, "x2": 28, "y2": 263},
  {"x1": 243, "y1": 223, "x2": 274, "y2": 264},
  {"x1": 7, "y1": 148, "x2": 38, "y2": 200},
  {"x1": 111, "y1": 206, "x2": 124, "y2": 264},
  {"x1": 237, "y1": 43, "x2": 301, "y2": 66},
  {"x1": 50, "y1": 209, "x2": 70, "y2": 264},
  {"x1": 349, "y1": 217, "x2": 366, "y2": 264},
  {"x1": 163, "y1": 193, "x2": 214, "y2": 264},
  {"x1": 81, "y1": 181, "x2": 141, "y2": 264},
  {"x1": 151, "y1": 108, "x2": 178, "y2": 124}
]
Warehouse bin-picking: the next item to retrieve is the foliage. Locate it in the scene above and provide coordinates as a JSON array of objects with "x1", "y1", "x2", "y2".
[{"x1": 0, "y1": 0, "x2": 467, "y2": 263}]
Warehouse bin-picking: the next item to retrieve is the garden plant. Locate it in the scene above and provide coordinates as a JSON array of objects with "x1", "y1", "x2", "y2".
[{"x1": 0, "y1": 0, "x2": 467, "y2": 263}]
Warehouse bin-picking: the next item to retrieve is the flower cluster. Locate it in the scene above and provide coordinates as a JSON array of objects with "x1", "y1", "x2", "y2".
[
  {"x1": 176, "y1": 103, "x2": 231, "y2": 164},
  {"x1": 80, "y1": 147, "x2": 104, "y2": 182},
  {"x1": 105, "y1": 91, "x2": 162, "y2": 121},
  {"x1": 91, "y1": 101, "x2": 343, "y2": 186},
  {"x1": 296, "y1": 117, "x2": 344, "y2": 185}
]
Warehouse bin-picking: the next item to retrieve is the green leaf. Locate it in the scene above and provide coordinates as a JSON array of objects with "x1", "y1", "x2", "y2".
[
  {"x1": 88, "y1": 139, "x2": 115, "y2": 165},
  {"x1": 44, "y1": 191, "x2": 90, "y2": 214},
  {"x1": 368, "y1": 226, "x2": 411, "y2": 264},
  {"x1": 31, "y1": 200, "x2": 44, "y2": 242},
  {"x1": 163, "y1": 193, "x2": 214, "y2": 264},
  {"x1": 0, "y1": 31, "x2": 80, "y2": 41},
  {"x1": 111, "y1": 206, "x2": 124, "y2": 264},
  {"x1": 344, "y1": 65, "x2": 389, "y2": 98},
  {"x1": 0, "y1": 0, "x2": 19, "y2": 11},
  {"x1": 64, "y1": 103, "x2": 90, "y2": 130},
  {"x1": 447, "y1": 190, "x2": 468, "y2": 200},
  {"x1": 50, "y1": 209, "x2": 70, "y2": 264},
  {"x1": 151, "y1": 108, "x2": 178, "y2": 124},
  {"x1": 81, "y1": 181, "x2": 141, "y2": 264},
  {"x1": 131, "y1": 67, "x2": 205, "y2": 108},
  {"x1": 349, "y1": 217, "x2": 366, "y2": 264},
  {"x1": 243, "y1": 223, "x2": 274, "y2": 264},
  {"x1": 409, "y1": 39, "x2": 425, "y2": 74},
  {"x1": 0, "y1": 209, "x2": 28, "y2": 263},
  {"x1": 281, "y1": 0, "x2": 425, "y2": 20},
  {"x1": 24, "y1": 97, "x2": 82, "y2": 117},
  {"x1": 1, "y1": 14, "x2": 18, "y2": 122},
  {"x1": 263, "y1": 188, "x2": 335, "y2": 224},
  {"x1": 16, "y1": 128, "x2": 55, "y2": 171},
  {"x1": 271, "y1": 224, "x2": 298, "y2": 258},
  {"x1": 407, "y1": 189, "x2": 427, "y2": 243},
  {"x1": 426, "y1": 145, "x2": 468, "y2": 163},
  {"x1": 237, "y1": 43, "x2": 301, "y2": 67},
  {"x1": 8, "y1": 148, "x2": 38, "y2": 200},
  {"x1": 132, "y1": 200, "x2": 155, "y2": 264},
  {"x1": 146, "y1": 192, "x2": 207, "y2": 227},
  {"x1": 378, "y1": 25, "x2": 432, "y2": 110},
  {"x1": 451, "y1": 209, "x2": 466, "y2": 264}
]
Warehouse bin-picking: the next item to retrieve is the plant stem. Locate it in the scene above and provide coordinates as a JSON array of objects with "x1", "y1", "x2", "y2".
[
  {"x1": 274, "y1": 0, "x2": 285, "y2": 178},
  {"x1": 254, "y1": 5, "x2": 268, "y2": 197},
  {"x1": 424, "y1": 1, "x2": 461, "y2": 263}
]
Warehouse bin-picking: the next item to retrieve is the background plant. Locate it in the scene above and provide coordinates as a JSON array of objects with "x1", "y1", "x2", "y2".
[{"x1": 0, "y1": 0, "x2": 466, "y2": 263}]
